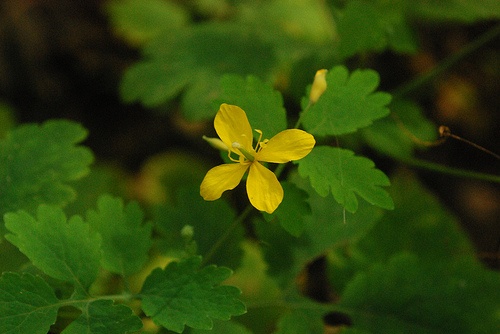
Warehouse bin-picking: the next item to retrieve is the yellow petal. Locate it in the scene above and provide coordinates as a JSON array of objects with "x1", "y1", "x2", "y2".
[
  {"x1": 246, "y1": 162, "x2": 283, "y2": 214},
  {"x1": 200, "y1": 163, "x2": 249, "y2": 200},
  {"x1": 256, "y1": 129, "x2": 315, "y2": 163},
  {"x1": 214, "y1": 104, "x2": 253, "y2": 152}
]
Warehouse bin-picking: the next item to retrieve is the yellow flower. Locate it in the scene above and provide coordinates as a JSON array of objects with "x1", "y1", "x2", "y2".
[
  {"x1": 200, "y1": 104, "x2": 315, "y2": 213},
  {"x1": 309, "y1": 69, "x2": 328, "y2": 104}
]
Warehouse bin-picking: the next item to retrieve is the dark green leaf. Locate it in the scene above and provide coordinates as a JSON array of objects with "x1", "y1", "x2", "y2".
[
  {"x1": 297, "y1": 146, "x2": 394, "y2": 213},
  {"x1": 0, "y1": 120, "x2": 93, "y2": 226},
  {"x1": 336, "y1": 1, "x2": 418, "y2": 58},
  {"x1": 256, "y1": 171, "x2": 382, "y2": 285},
  {"x1": 263, "y1": 181, "x2": 311, "y2": 237},
  {"x1": 362, "y1": 100, "x2": 438, "y2": 158},
  {"x1": 0, "y1": 272, "x2": 59, "y2": 334},
  {"x1": 140, "y1": 256, "x2": 246, "y2": 333},
  {"x1": 4, "y1": 206, "x2": 101, "y2": 292},
  {"x1": 339, "y1": 253, "x2": 500, "y2": 333},
  {"x1": 301, "y1": 66, "x2": 392, "y2": 136},
  {"x1": 62, "y1": 300, "x2": 143, "y2": 334},
  {"x1": 409, "y1": 0, "x2": 500, "y2": 22},
  {"x1": 154, "y1": 185, "x2": 244, "y2": 269},
  {"x1": 218, "y1": 74, "x2": 287, "y2": 138},
  {"x1": 120, "y1": 23, "x2": 276, "y2": 120},
  {"x1": 327, "y1": 170, "x2": 481, "y2": 294},
  {"x1": 86, "y1": 195, "x2": 152, "y2": 276}
]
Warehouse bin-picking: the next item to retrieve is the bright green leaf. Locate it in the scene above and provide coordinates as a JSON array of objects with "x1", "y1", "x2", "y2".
[
  {"x1": 297, "y1": 146, "x2": 394, "y2": 213},
  {"x1": 218, "y1": 74, "x2": 287, "y2": 138},
  {"x1": 4, "y1": 206, "x2": 101, "y2": 293},
  {"x1": 86, "y1": 195, "x2": 152, "y2": 277},
  {"x1": 263, "y1": 181, "x2": 311, "y2": 237},
  {"x1": 154, "y1": 185, "x2": 244, "y2": 269},
  {"x1": 0, "y1": 272, "x2": 59, "y2": 334},
  {"x1": 0, "y1": 120, "x2": 93, "y2": 225},
  {"x1": 140, "y1": 256, "x2": 246, "y2": 333},
  {"x1": 362, "y1": 100, "x2": 438, "y2": 158},
  {"x1": 61, "y1": 300, "x2": 143, "y2": 334},
  {"x1": 301, "y1": 66, "x2": 392, "y2": 136},
  {"x1": 106, "y1": 0, "x2": 189, "y2": 46},
  {"x1": 339, "y1": 253, "x2": 500, "y2": 333},
  {"x1": 120, "y1": 23, "x2": 276, "y2": 120}
]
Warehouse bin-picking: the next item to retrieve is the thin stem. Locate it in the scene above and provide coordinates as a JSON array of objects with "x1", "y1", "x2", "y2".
[
  {"x1": 400, "y1": 157, "x2": 500, "y2": 183},
  {"x1": 202, "y1": 204, "x2": 254, "y2": 266},
  {"x1": 391, "y1": 23, "x2": 500, "y2": 99}
]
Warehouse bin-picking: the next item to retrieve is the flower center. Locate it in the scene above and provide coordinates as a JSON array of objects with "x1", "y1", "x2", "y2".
[{"x1": 232, "y1": 142, "x2": 254, "y2": 162}]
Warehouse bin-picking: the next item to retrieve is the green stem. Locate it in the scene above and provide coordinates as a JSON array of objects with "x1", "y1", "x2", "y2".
[
  {"x1": 401, "y1": 157, "x2": 500, "y2": 183},
  {"x1": 201, "y1": 204, "x2": 254, "y2": 266},
  {"x1": 391, "y1": 23, "x2": 500, "y2": 99}
]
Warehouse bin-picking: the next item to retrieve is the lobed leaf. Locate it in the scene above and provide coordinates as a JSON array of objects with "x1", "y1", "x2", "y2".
[
  {"x1": 297, "y1": 146, "x2": 394, "y2": 213},
  {"x1": 301, "y1": 66, "x2": 392, "y2": 136},
  {"x1": 0, "y1": 272, "x2": 59, "y2": 334},
  {"x1": 86, "y1": 194, "x2": 153, "y2": 277},
  {"x1": 140, "y1": 256, "x2": 246, "y2": 333},
  {"x1": 4, "y1": 206, "x2": 101, "y2": 293},
  {"x1": 0, "y1": 120, "x2": 93, "y2": 228},
  {"x1": 61, "y1": 300, "x2": 143, "y2": 334},
  {"x1": 120, "y1": 23, "x2": 276, "y2": 120},
  {"x1": 217, "y1": 74, "x2": 287, "y2": 139}
]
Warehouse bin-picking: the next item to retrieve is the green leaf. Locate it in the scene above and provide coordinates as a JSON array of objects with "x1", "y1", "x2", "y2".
[
  {"x1": 0, "y1": 272, "x2": 59, "y2": 334},
  {"x1": 0, "y1": 120, "x2": 93, "y2": 224},
  {"x1": 154, "y1": 185, "x2": 244, "y2": 269},
  {"x1": 339, "y1": 253, "x2": 500, "y2": 333},
  {"x1": 140, "y1": 256, "x2": 246, "y2": 333},
  {"x1": 120, "y1": 23, "x2": 277, "y2": 120},
  {"x1": 256, "y1": 171, "x2": 382, "y2": 285},
  {"x1": 275, "y1": 308, "x2": 325, "y2": 334},
  {"x1": 189, "y1": 319, "x2": 252, "y2": 334},
  {"x1": 326, "y1": 170, "x2": 485, "y2": 298},
  {"x1": 86, "y1": 195, "x2": 152, "y2": 277},
  {"x1": 4, "y1": 206, "x2": 101, "y2": 292},
  {"x1": 218, "y1": 74, "x2": 287, "y2": 138},
  {"x1": 362, "y1": 100, "x2": 438, "y2": 158},
  {"x1": 263, "y1": 181, "x2": 311, "y2": 237},
  {"x1": 336, "y1": 0, "x2": 418, "y2": 58},
  {"x1": 106, "y1": 0, "x2": 189, "y2": 46},
  {"x1": 301, "y1": 66, "x2": 392, "y2": 136},
  {"x1": 61, "y1": 300, "x2": 143, "y2": 334},
  {"x1": 297, "y1": 146, "x2": 393, "y2": 213},
  {"x1": 409, "y1": 0, "x2": 500, "y2": 23}
]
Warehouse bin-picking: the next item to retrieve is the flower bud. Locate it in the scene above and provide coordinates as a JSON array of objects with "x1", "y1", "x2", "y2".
[
  {"x1": 309, "y1": 69, "x2": 328, "y2": 104},
  {"x1": 203, "y1": 135, "x2": 229, "y2": 151}
]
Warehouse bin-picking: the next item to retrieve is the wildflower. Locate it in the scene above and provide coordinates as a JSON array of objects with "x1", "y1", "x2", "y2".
[
  {"x1": 309, "y1": 69, "x2": 328, "y2": 104},
  {"x1": 200, "y1": 104, "x2": 315, "y2": 213}
]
